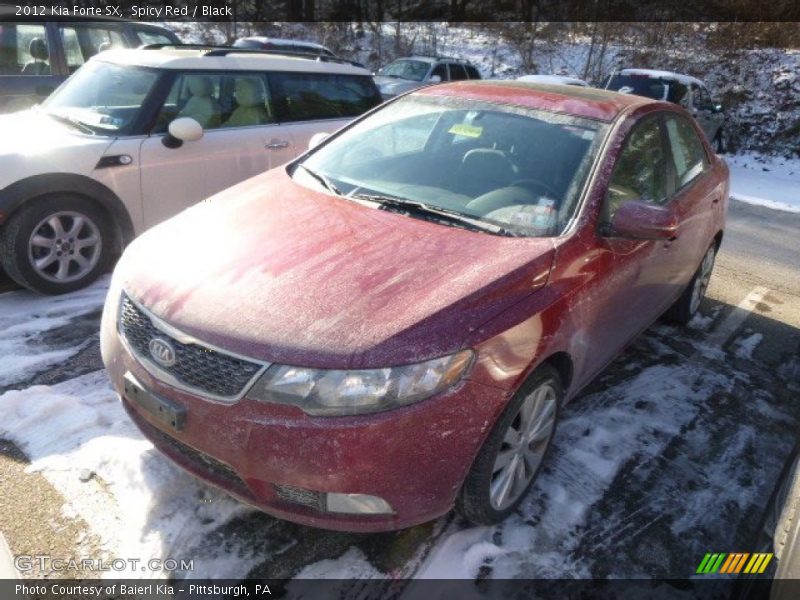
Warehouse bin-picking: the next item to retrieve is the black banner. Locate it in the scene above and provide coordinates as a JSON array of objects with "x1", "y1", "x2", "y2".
[{"x1": 2, "y1": 0, "x2": 799, "y2": 22}]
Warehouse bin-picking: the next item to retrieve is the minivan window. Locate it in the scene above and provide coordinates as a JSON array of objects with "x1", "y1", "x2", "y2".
[
  {"x1": 270, "y1": 72, "x2": 382, "y2": 122},
  {"x1": 58, "y1": 25, "x2": 125, "y2": 72},
  {"x1": 0, "y1": 23, "x2": 50, "y2": 76},
  {"x1": 296, "y1": 95, "x2": 608, "y2": 237}
]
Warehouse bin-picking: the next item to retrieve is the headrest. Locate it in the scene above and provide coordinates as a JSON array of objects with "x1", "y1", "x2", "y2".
[
  {"x1": 187, "y1": 76, "x2": 214, "y2": 98},
  {"x1": 235, "y1": 78, "x2": 264, "y2": 108},
  {"x1": 29, "y1": 38, "x2": 48, "y2": 61}
]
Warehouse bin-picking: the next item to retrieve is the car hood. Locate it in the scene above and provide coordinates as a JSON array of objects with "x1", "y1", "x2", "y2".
[
  {"x1": 116, "y1": 169, "x2": 555, "y2": 369},
  {"x1": 0, "y1": 110, "x2": 112, "y2": 189},
  {"x1": 373, "y1": 76, "x2": 423, "y2": 96}
]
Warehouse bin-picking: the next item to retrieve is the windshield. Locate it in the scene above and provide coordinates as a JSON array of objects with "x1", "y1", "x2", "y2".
[
  {"x1": 42, "y1": 61, "x2": 159, "y2": 134},
  {"x1": 378, "y1": 59, "x2": 430, "y2": 82},
  {"x1": 606, "y1": 74, "x2": 688, "y2": 104},
  {"x1": 293, "y1": 95, "x2": 609, "y2": 237}
]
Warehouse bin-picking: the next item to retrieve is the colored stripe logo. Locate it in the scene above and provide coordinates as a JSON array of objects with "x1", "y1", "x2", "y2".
[{"x1": 696, "y1": 552, "x2": 773, "y2": 574}]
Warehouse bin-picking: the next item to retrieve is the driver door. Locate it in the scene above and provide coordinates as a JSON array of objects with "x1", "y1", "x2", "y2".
[{"x1": 138, "y1": 71, "x2": 296, "y2": 230}]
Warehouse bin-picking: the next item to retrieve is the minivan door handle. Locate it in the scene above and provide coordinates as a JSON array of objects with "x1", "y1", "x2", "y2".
[{"x1": 265, "y1": 139, "x2": 290, "y2": 150}]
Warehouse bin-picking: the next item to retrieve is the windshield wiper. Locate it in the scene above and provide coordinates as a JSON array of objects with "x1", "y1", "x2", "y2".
[
  {"x1": 351, "y1": 193, "x2": 514, "y2": 236},
  {"x1": 46, "y1": 112, "x2": 95, "y2": 135},
  {"x1": 298, "y1": 165, "x2": 341, "y2": 196}
]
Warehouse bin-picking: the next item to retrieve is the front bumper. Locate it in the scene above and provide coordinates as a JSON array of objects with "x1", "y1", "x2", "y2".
[{"x1": 104, "y1": 327, "x2": 510, "y2": 532}]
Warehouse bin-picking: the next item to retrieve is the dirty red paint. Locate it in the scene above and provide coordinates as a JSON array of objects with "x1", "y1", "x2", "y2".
[{"x1": 101, "y1": 83, "x2": 729, "y2": 531}]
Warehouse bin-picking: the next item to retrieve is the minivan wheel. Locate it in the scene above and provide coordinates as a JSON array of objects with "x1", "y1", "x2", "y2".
[
  {"x1": 456, "y1": 365, "x2": 561, "y2": 525},
  {"x1": 0, "y1": 195, "x2": 112, "y2": 295},
  {"x1": 664, "y1": 243, "x2": 717, "y2": 325}
]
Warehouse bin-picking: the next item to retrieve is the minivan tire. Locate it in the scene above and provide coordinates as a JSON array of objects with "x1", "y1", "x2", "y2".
[
  {"x1": 456, "y1": 365, "x2": 562, "y2": 525},
  {"x1": 1, "y1": 195, "x2": 113, "y2": 295}
]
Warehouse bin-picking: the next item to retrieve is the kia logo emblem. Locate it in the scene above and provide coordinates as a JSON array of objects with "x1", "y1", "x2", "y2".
[{"x1": 148, "y1": 337, "x2": 176, "y2": 367}]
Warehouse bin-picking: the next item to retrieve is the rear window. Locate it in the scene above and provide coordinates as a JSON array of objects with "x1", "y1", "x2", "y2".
[
  {"x1": 606, "y1": 74, "x2": 688, "y2": 104},
  {"x1": 269, "y1": 72, "x2": 382, "y2": 122}
]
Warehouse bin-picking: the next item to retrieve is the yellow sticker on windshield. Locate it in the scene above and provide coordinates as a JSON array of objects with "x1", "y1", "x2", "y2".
[{"x1": 448, "y1": 123, "x2": 483, "y2": 138}]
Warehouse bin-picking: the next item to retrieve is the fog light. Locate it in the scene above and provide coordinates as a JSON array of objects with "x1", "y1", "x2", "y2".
[{"x1": 325, "y1": 493, "x2": 394, "y2": 515}]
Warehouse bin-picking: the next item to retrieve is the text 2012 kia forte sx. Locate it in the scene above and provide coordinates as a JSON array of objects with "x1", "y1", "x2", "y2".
[{"x1": 101, "y1": 81, "x2": 729, "y2": 532}]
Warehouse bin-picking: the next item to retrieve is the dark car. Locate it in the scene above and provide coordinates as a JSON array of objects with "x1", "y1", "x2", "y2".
[
  {"x1": 0, "y1": 15, "x2": 179, "y2": 113},
  {"x1": 101, "y1": 82, "x2": 728, "y2": 532},
  {"x1": 604, "y1": 68, "x2": 726, "y2": 152}
]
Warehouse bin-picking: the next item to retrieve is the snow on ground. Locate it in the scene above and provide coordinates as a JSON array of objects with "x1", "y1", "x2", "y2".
[
  {"x1": 0, "y1": 278, "x2": 108, "y2": 389},
  {"x1": 0, "y1": 369, "x2": 260, "y2": 578},
  {"x1": 728, "y1": 154, "x2": 800, "y2": 214}
]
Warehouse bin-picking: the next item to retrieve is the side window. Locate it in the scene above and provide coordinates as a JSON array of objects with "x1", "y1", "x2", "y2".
[
  {"x1": 59, "y1": 26, "x2": 125, "y2": 72},
  {"x1": 692, "y1": 84, "x2": 713, "y2": 110},
  {"x1": 430, "y1": 64, "x2": 448, "y2": 81},
  {"x1": 134, "y1": 29, "x2": 174, "y2": 47},
  {"x1": 448, "y1": 63, "x2": 468, "y2": 81},
  {"x1": 666, "y1": 115, "x2": 709, "y2": 188},
  {"x1": 269, "y1": 72, "x2": 381, "y2": 122},
  {"x1": 0, "y1": 23, "x2": 50, "y2": 76},
  {"x1": 465, "y1": 65, "x2": 481, "y2": 79},
  {"x1": 153, "y1": 71, "x2": 274, "y2": 132},
  {"x1": 605, "y1": 117, "x2": 670, "y2": 221}
]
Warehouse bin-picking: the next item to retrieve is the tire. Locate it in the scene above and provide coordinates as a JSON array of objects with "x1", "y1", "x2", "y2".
[
  {"x1": 456, "y1": 365, "x2": 562, "y2": 525},
  {"x1": 0, "y1": 194, "x2": 113, "y2": 295},
  {"x1": 663, "y1": 242, "x2": 717, "y2": 325}
]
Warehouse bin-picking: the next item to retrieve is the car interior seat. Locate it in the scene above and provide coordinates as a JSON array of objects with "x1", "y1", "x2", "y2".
[
  {"x1": 178, "y1": 76, "x2": 222, "y2": 128},
  {"x1": 457, "y1": 148, "x2": 515, "y2": 198},
  {"x1": 21, "y1": 38, "x2": 50, "y2": 75},
  {"x1": 224, "y1": 78, "x2": 271, "y2": 127}
]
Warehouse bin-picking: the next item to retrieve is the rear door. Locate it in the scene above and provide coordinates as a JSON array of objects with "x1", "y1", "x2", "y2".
[{"x1": 268, "y1": 71, "x2": 383, "y2": 153}]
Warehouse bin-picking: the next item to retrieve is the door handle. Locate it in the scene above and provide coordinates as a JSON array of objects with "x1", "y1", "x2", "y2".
[
  {"x1": 265, "y1": 140, "x2": 290, "y2": 150},
  {"x1": 711, "y1": 195, "x2": 721, "y2": 204}
]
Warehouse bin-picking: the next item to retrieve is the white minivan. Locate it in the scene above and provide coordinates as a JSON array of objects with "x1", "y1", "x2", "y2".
[{"x1": 0, "y1": 46, "x2": 382, "y2": 294}]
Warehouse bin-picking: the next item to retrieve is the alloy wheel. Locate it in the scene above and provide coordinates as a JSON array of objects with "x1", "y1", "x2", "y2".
[
  {"x1": 489, "y1": 382, "x2": 557, "y2": 511},
  {"x1": 27, "y1": 211, "x2": 102, "y2": 283},
  {"x1": 690, "y1": 246, "x2": 716, "y2": 315}
]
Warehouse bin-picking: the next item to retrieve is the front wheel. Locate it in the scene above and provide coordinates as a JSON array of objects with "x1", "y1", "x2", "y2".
[
  {"x1": 0, "y1": 194, "x2": 112, "y2": 295},
  {"x1": 664, "y1": 242, "x2": 717, "y2": 324},
  {"x1": 456, "y1": 365, "x2": 561, "y2": 525}
]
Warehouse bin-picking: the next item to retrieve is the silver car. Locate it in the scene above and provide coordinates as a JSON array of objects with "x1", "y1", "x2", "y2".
[{"x1": 373, "y1": 55, "x2": 481, "y2": 100}]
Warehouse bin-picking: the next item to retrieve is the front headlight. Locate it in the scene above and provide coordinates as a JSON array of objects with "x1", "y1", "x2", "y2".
[{"x1": 246, "y1": 350, "x2": 474, "y2": 416}]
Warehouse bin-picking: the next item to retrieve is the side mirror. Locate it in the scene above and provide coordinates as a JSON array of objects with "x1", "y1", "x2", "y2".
[
  {"x1": 608, "y1": 200, "x2": 678, "y2": 240},
  {"x1": 163, "y1": 117, "x2": 203, "y2": 149},
  {"x1": 308, "y1": 132, "x2": 329, "y2": 150},
  {"x1": 429, "y1": 74, "x2": 442, "y2": 83}
]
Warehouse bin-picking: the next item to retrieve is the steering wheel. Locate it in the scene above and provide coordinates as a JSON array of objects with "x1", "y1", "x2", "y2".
[{"x1": 512, "y1": 178, "x2": 561, "y2": 200}]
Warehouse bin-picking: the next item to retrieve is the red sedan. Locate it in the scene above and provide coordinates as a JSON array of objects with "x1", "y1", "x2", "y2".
[{"x1": 101, "y1": 81, "x2": 728, "y2": 532}]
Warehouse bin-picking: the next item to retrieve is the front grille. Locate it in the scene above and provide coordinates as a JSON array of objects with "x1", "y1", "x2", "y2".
[{"x1": 119, "y1": 294, "x2": 263, "y2": 399}]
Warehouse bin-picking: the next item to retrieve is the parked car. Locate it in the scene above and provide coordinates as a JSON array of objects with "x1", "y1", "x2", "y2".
[
  {"x1": 101, "y1": 80, "x2": 729, "y2": 532},
  {"x1": 604, "y1": 68, "x2": 725, "y2": 151},
  {"x1": 373, "y1": 55, "x2": 481, "y2": 99},
  {"x1": 0, "y1": 46, "x2": 382, "y2": 294},
  {"x1": 0, "y1": 14, "x2": 180, "y2": 113},
  {"x1": 517, "y1": 74, "x2": 589, "y2": 87},
  {"x1": 233, "y1": 36, "x2": 336, "y2": 58}
]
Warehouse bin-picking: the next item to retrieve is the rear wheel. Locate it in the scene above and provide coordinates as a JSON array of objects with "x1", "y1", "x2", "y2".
[
  {"x1": 664, "y1": 243, "x2": 717, "y2": 324},
  {"x1": 0, "y1": 194, "x2": 112, "y2": 294},
  {"x1": 456, "y1": 365, "x2": 561, "y2": 525}
]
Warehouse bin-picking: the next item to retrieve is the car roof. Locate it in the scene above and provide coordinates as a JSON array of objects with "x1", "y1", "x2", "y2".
[
  {"x1": 616, "y1": 68, "x2": 705, "y2": 87},
  {"x1": 517, "y1": 74, "x2": 588, "y2": 86},
  {"x1": 94, "y1": 48, "x2": 371, "y2": 75},
  {"x1": 416, "y1": 80, "x2": 661, "y2": 122},
  {"x1": 238, "y1": 37, "x2": 328, "y2": 50}
]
